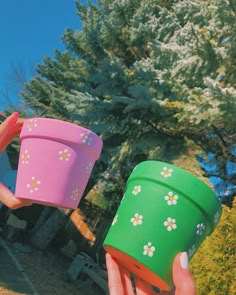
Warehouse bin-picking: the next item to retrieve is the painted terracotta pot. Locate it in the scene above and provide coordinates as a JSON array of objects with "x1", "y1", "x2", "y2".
[
  {"x1": 15, "y1": 118, "x2": 103, "y2": 209},
  {"x1": 103, "y1": 160, "x2": 222, "y2": 290}
]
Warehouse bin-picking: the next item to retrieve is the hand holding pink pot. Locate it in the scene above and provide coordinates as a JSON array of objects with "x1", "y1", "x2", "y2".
[{"x1": 0, "y1": 113, "x2": 32, "y2": 209}]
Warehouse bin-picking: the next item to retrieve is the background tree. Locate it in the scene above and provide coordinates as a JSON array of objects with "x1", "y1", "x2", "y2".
[
  {"x1": 0, "y1": 61, "x2": 35, "y2": 112},
  {"x1": 20, "y1": 0, "x2": 235, "y2": 211}
]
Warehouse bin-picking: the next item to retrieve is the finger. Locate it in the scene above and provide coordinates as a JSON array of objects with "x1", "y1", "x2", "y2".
[
  {"x1": 6, "y1": 125, "x2": 22, "y2": 138},
  {"x1": 119, "y1": 265, "x2": 135, "y2": 295},
  {"x1": 135, "y1": 276, "x2": 156, "y2": 295},
  {"x1": 0, "y1": 112, "x2": 19, "y2": 131},
  {"x1": 0, "y1": 114, "x2": 23, "y2": 153},
  {"x1": 106, "y1": 253, "x2": 125, "y2": 295},
  {"x1": 0, "y1": 182, "x2": 32, "y2": 209},
  {"x1": 0, "y1": 113, "x2": 23, "y2": 136},
  {"x1": 172, "y1": 252, "x2": 196, "y2": 295},
  {"x1": 15, "y1": 118, "x2": 24, "y2": 130}
]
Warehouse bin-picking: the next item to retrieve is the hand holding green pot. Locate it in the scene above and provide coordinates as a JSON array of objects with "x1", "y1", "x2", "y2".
[{"x1": 106, "y1": 251, "x2": 196, "y2": 295}]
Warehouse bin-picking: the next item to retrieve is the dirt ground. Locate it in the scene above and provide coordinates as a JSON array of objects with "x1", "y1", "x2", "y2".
[{"x1": 6, "y1": 241, "x2": 106, "y2": 295}]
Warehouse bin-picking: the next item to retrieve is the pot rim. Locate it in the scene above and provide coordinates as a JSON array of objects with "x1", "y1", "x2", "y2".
[{"x1": 20, "y1": 118, "x2": 103, "y2": 159}]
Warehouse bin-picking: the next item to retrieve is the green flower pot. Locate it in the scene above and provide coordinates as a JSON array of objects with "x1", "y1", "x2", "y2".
[{"x1": 103, "y1": 161, "x2": 222, "y2": 290}]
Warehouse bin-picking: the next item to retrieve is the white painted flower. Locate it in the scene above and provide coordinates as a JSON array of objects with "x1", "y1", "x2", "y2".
[
  {"x1": 27, "y1": 177, "x2": 40, "y2": 193},
  {"x1": 103, "y1": 171, "x2": 110, "y2": 179},
  {"x1": 188, "y1": 245, "x2": 196, "y2": 258},
  {"x1": 112, "y1": 215, "x2": 118, "y2": 226},
  {"x1": 161, "y1": 167, "x2": 173, "y2": 178},
  {"x1": 214, "y1": 211, "x2": 220, "y2": 224},
  {"x1": 27, "y1": 119, "x2": 38, "y2": 131},
  {"x1": 21, "y1": 149, "x2": 30, "y2": 164},
  {"x1": 71, "y1": 189, "x2": 79, "y2": 201},
  {"x1": 164, "y1": 192, "x2": 178, "y2": 205},
  {"x1": 59, "y1": 149, "x2": 71, "y2": 161},
  {"x1": 130, "y1": 213, "x2": 143, "y2": 226},
  {"x1": 86, "y1": 162, "x2": 93, "y2": 174},
  {"x1": 132, "y1": 185, "x2": 141, "y2": 195},
  {"x1": 196, "y1": 223, "x2": 205, "y2": 235},
  {"x1": 143, "y1": 242, "x2": 156, "y2": 257},
  {"x1": 164, "y1": 217, "x2": 177, "y2": 231},
  {"x1": 80, "y1": 132, "x2": 92, "y2": 145}
]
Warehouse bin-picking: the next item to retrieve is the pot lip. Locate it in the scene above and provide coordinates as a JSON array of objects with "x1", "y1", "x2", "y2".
[
  {"x1": 20, "y1": 118, "x2": 103, "y2": 159},
  {"x1": 127, "y1": 161, "x2": 222, "y2": 233}
]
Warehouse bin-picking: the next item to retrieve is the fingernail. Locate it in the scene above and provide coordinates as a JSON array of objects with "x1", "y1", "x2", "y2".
[
  {"x1": 180, "y1": 252, "x2": 189, "y2": 270},
  {"x1": 9, "y1": 112, "x2": 19, "y2": 118}
]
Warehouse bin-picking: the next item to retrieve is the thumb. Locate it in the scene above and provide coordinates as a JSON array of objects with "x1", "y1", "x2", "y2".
[
  {"x1": 172, "y1": 252, "x2": 196, "y2": 295},
  {"x1": 0, "y1": 182, "x2": 32, "y2": 209}
]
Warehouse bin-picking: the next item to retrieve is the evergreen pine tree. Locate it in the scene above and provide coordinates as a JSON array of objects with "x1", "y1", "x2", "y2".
[{"x1": 21, "y1": 0, "x2": 235, "y2": 209}]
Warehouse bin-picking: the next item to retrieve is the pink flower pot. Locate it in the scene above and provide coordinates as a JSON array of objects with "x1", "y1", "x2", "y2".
[{"x1": 15, "y1": 118, "x2": 103, "y2": 209}]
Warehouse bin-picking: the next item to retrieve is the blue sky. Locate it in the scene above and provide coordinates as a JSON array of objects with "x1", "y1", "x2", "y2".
[{"x1": 0, "y1": 0, "x2": 90, "y2": 110}]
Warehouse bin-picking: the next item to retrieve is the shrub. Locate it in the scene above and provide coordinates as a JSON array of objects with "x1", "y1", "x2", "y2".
[{"x1": 190, "y1": 200, "x2": 236, "y2": 295}]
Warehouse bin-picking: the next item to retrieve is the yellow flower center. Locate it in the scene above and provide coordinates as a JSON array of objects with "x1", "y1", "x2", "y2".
[
  {"x1": 72, "y1": 192, "x2": 78, "y2": 198},
  {"x1": 32, "y1": 182, "x2": 38, "y2": 188}
]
